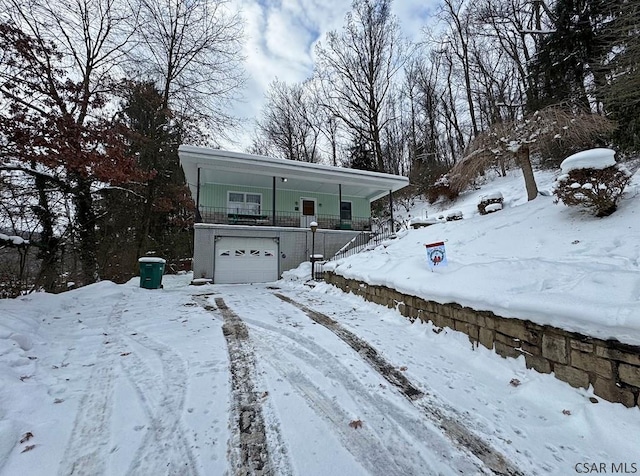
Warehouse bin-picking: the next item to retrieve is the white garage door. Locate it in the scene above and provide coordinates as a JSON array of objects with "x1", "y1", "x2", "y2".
[{"x1": 214, "y1": 237, "x2": 279, "y2": 284}]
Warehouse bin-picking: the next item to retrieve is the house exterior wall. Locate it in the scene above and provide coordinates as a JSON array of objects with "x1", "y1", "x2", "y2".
[
  {"x1": 199, "y1": 183, "x2": 370, "y2": 218},
  {"x1": 192, "y1": 224, "x2": 360, "y2": 280}
]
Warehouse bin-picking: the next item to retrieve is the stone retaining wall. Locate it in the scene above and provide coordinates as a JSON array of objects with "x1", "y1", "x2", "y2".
[{"x1": 324, "y1": 272, "x2": 640, "y2": 408}]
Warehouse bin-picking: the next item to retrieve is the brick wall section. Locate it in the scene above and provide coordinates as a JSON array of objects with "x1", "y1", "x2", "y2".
[{"x1": 324, "y1": 272, "x2": 640, "y2": 408}]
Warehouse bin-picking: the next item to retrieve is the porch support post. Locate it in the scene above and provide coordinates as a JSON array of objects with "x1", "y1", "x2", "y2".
[
  {"x1": 272, "y1": 176, "x2": 277, "y2": 226},
  {"x1": 195, "y1": 167, "x2": 202, "y2": 223},
  {"x1": 338, "y1": 184, "x2": 342, "y2": 228},
  {"x1": 388, "y1": 189, "x2": 394, "y2": 232}
]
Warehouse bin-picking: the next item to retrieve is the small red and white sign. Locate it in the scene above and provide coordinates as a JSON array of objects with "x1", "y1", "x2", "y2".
[{"x1": 425, "y1": 241, "x2": 447, "y2": 269}]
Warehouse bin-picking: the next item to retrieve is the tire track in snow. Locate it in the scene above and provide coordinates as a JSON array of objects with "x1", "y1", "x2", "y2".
[
  {"x1": 274, "y1": 293, "x2": 524, "y2": 476},
  {"x1": 243, "y1": 315, "x2": 486, "y2": 476},
  {"x1": 194, "y1": 295, "x2": 294, "y2": 476},
  {"x1": 116, "y1": 331, "x2": 199, "y2": 476},
  {"x1": 275, "y1": 294, "x2": 423, "y2": 401},
  {"x1": 59, "y1": 297, "x2": 199, "y2": 476},
  {"x1": 57, "y1": 301, "x2": 125, "y2": 476},
  {"x1": 214, "y1": 297, "x2": 277, "y2": 475}
]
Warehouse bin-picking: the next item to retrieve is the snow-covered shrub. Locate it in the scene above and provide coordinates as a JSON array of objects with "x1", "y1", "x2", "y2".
[
  {"x1": 477, "y1": 192, "x2": 504, "y2": 215},
  {"x1": 409, "y1": 217, "x2": 438, "y2": 229},
  {"x1": 427, "y1": 174, "x2": 459, "y2": 204},
  {"x1": 554, "y1": 149, "x2": 632, "y2": 217},
  {"x1": 446, "y1": 210, "x2": 463, "y2": 221}
]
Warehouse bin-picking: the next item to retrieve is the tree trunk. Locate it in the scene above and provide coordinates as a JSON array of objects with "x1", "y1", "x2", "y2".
[
  {"x1": 32, "y1": 165, "x2": 60, "y2": 291},
  {"x1": 136, "y1": 181, "x2": 156, "y2": 263},
  {"x1": 73, "y1": 177, "x2": 100, "y2": 284},
  {"x1": 517, "y1": 146, "x2": 538, "y2": 201}
]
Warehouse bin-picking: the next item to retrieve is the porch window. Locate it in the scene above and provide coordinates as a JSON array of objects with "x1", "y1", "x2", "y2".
[
  {"x1": 228, "y1": 192, "x2": 262, "y2": 215},
  {"x1": 340, "y1": 201, "x2": 352, "y2": 220}
]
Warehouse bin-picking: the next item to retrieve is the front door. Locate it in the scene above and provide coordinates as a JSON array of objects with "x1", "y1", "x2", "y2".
[{"x1": 300, "y1": 198, "x2": 317, "y2": 227}]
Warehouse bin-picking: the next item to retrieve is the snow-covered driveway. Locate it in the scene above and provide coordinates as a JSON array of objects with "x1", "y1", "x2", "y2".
[
  {"x1": 212, "y1": 288, "x2": 512, "y2": 475},
  {"x1": 1, "y1": 275, "x2": 638, "y2": 475}
]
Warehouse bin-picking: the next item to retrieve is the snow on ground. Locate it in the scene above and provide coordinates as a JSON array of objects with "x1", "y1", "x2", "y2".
[
  {"x1": 325, "y1": 165, "x2": 640, "y2": 345},
  {"x1": 1, "y1": 162, "x2": 639, "y2": 475},
  {"x1": 1, "y1": 274, "x2": 639, "y2": 476}
]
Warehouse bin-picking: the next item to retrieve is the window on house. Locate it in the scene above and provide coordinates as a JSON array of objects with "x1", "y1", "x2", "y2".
[
  {"x1": 228, "y1": 192, "x2": 262, "y2": 215},
  {"x1": 340, "y1": 201, "x2": 352, "y2": 220}
]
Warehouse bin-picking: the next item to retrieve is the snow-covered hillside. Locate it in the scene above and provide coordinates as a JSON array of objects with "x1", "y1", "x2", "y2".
[{"x1": 323, "y1": 164, "x2": 640, "y2": 345}]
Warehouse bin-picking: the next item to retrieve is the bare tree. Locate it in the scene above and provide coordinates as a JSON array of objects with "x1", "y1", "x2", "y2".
[
  {"x1": 440, "y1": 0, "x2": 480, "y2": 137},
  {"x1": 597, "y1": 0, "x2": 640, "y2": 148},
  {"x1": 403, "y1": 57, "x2": 454, "y2": 192},
  {"x1": 381, "y1": 85, "x2": 408, "y2": 175},
  {"x1": 123, "y1": 0, "x2": 245, "y2": 263},
  {"x1": 315, "y1": 0, "x2": 407, "y2": 172},
  {"x1": 473, "y1": 0, "x2": 554, "y2": 111},
  {"x1": 305, "y1": 80, "x2": 343, "y2": 167},
  {"x1": 0, "y1": 173, "x2": 39, "y2": 295},
  {"x1": 256, "y1": 79, "x2": 321, "y2": 162},
  {"x1": 599, "y1": 0, "x2": 640, "y2": 108},
  {"x1": 438, "y1": 46, "x2": 468, "y2": 159},
  {"x1": 0, "y1": 0, "x2": 139, "y2": 286},
  {"x1": 451, "y1": 106, "x2": 616, "y2": 200},
  {"x1": 130, "y1": 0, "x2": 246, "y2": 138}
]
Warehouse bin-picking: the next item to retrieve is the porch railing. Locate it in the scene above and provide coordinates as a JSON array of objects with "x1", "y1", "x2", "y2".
[{"x1": 197, "y1": 206, "x2": 372, "y2": 231}]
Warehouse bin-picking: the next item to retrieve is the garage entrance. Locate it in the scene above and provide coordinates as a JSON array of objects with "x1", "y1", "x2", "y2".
[{"x1": 214, "y1": 237, "x2": 279, "y2": 284}]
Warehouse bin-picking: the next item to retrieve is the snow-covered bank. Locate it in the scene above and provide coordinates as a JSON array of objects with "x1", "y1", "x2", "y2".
[{"x1": 323, "y1": 167, "x2": 640, "y2": 345}]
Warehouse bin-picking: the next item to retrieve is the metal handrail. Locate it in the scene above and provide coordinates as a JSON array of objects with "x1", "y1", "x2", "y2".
[{"x1": 330, "y1": 222, "x2": 396, "y2": 261}]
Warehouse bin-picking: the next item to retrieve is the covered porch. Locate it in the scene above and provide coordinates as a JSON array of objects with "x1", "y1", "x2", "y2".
[{"x1": 179, "y1": 146, "x2": 410, "y2": 231}]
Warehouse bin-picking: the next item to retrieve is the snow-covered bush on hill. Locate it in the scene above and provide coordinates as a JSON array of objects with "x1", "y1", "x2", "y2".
[
  {"x1": 426, "y1": 174, "x2": 459, "y2": 204},
  {"x1": 477, "y1": 192, "x2": 504, "y2": 215},
  {"x1": 554, "y1": 149, "x2": 632, "y2": 217},
  {"x1": 446, "y1": 210, "x2": 463, "y2": 221}
]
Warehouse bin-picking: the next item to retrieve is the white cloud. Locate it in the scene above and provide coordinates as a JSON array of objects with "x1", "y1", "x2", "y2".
[
  {"x1": 223, "y1": 0, "x2": 437, "y2": 151},
  {"x1": 264, "y1": 10, "x2": 313, "y2": 67},
  {"x1": 392, "y1": 1, "x2": 439, "y2": 41}
]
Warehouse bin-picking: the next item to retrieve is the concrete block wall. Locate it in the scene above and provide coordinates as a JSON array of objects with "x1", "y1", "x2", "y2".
[{"x1": 324, "y1": 272, "x2": 640, "y2": 408}]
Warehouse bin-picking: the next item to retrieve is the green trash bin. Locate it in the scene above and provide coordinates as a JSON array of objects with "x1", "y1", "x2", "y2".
[{"x1": 139, "y1": 257, "x2": 166, "y2": 289}]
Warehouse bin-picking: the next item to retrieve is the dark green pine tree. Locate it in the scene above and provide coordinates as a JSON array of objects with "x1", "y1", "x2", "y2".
[
  {"x1": 527, "y1": 0, "x2": 620, "y2": 112},
  {"x1": 598, "y1": 0, "x2": 640, "y2": 149},
  {"x1": 347, "y1": 136, "x2": 378, "y2": 172},
  {"x1": 95, "y1": 81, "x2": 194, "y2": 281}
]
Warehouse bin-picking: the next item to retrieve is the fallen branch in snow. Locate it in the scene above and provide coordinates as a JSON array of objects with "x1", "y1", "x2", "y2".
[{"x1": 348, "y1": 419, "x2": 363, "y2": 429}]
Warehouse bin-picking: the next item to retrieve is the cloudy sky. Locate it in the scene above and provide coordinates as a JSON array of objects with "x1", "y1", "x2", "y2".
[{"x1": 223, "y1": 0, "x2": 439, "y2": 150}]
